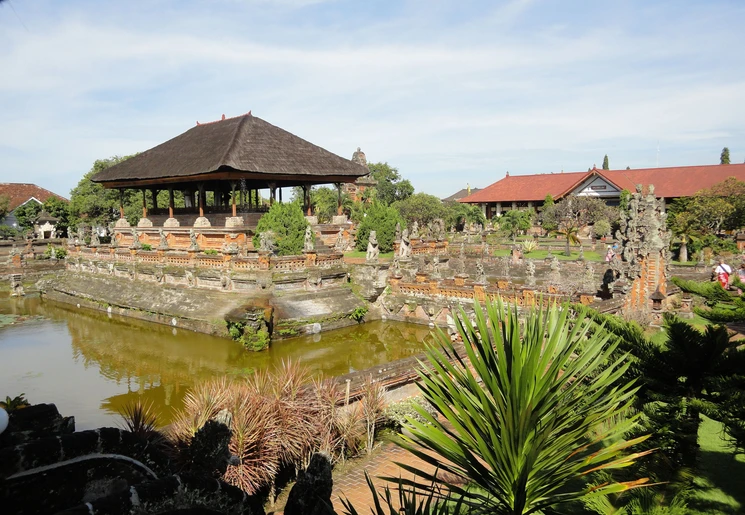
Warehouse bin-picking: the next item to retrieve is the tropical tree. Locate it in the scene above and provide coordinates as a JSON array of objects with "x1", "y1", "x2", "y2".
[
  {"x1": 603, "y1": 154, "x2": 610, "y2": 170},
  {"x1": 445, "y1": 202, "x2": 486, "y2": 230},
  {"x1": 721, "y1": 146, "x2": 731, "y2": 165},
  {"x1": 355, "y1": 203, "x2": 402, "y2": 253},
  {"x1": 393, "y1": 193, "x2": 447, "y2": 227},
  {"x1": 252, "y1": 202, "x2": 308, "y2": 256},
  {"x1": 498, "y1": 209, "x2": 533, "y2": 242},
  {"x1": 368, "y1": 162, "x2": 414, "y2": 206},
  {"x1": 392, "y1": 299, "x2": 650, "y2": 515},
  {"x1": 68, "y1": 155, "x2": 139, "y2": 228},
  {"x1": 668, "y1": 210, "x2": 700, "y2": 262},
  {"x1": 0, "y1": 194, "x2": 9, "y2": 221},
  {"x1": 43, "y1": 196, "x2": 70, "y2": 235},
  {"x1": 539, "y1": 194, "x2": 558, "y2": 232},
  {"x1": 306, "y1": 186, "x2": 352, "y2": 223},
  {"x1": 553, "y1": 221, "x2": 581, "y2": 256},
  {"x1": 13, "y1": 201, "x2": 42, "y2": 230}
]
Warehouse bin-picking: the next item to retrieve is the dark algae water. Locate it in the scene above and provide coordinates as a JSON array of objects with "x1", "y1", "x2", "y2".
[{"x1": 0, "y1": 295, "x2": 430, "y2": 429}]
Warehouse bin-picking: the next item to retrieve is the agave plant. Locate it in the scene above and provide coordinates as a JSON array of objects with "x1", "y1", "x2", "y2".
[
  {"x1": 392, "y1": 298, "x2": 651, "y2": 515},
  {"x1": 520, "y1": 239, "x2": 538, "y2": 254},
  {"x1": 119, "y1": 399, "x2": 160, "y2": 436}
]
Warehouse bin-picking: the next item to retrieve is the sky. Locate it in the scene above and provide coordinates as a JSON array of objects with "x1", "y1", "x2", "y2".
[{"x1": 1, "y1": 0, "x2": 744, "y2": 199}]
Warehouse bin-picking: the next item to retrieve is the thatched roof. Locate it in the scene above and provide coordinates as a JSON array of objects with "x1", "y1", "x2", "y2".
[{"x1": 91, "y1": 112, "x2": 369, "y2": 188}]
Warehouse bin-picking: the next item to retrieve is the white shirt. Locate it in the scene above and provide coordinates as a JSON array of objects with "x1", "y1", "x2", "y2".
[{"x1": 715, "y1": 263, "x2": 732, "y2": 275}]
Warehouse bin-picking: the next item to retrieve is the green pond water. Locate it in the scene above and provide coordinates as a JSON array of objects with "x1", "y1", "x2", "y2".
[{"x1": 0, "y1": 295, "x2": 432, "y2": 430}]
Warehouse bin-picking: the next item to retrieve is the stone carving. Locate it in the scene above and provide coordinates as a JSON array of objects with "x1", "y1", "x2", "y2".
[
  {"x1": 334, "y1": 228, "x2": 345, "y2": 251},
  {"x1": 410, "y1": 221, "x2": 420, "y2": 240},
  {"x1": 66, "y1": 227, "x2": 74, "y2": 245},
  {"x1": 366, "y1": 230, "x2": 380, "y2": 262},
  {"x1": 498, "y1": 255, "x2": 510, "y2": 277},
  {"x1": 304, "y1": 226, "x2": 315, "y2": 252},
  {"x1": 548, "y1": 256, "x2": 561, "y2": 285},
  {"x1": 399, "y1": 228, "x2": 412, "y2": 259},
  {"x1": 391, "y1": 255, "x2": 402, "y2": 276},
  {"x1": 578, "y1": 245, "x2": 585, "y2": 261},
  {"x1": 185, "y1": 270, "x2": 195, "y2": 287},
  {"x1": 259, "y1": 231, "x2": 275, "y2": 253},
  {"x1": 129, "y1": 228, "x2": 141, "y2": 249},
  {"x1": 395, "y1": 222, "x2": 402, "y2": 241},
  {"x1": 90, "y1": 230, "x2": 100, "y2": 247},
  {"x1": 526, "y1": 260, "x2": 536, "y2": 286},
  {"x1": 459, "y1": 241, "x2": 466, "y2": 261},
  {"x1": 483, "y1": 242, "x2": 490, "y2": 260},
  {"x1": 188, "y1": 228, "x2": 200, "y2": 251},
  {"x1": 431, "y1": 255, "x2": 442, "y2": 279},
  {"x1": 581, "y1": 262, "x2": 596, "y2": 294},
  {"x1": 10, "y1": 273, "x2": 24, "y2": 297},
  {"x1": 475, "y1": 260, "x2": 487, "y2": 284},
  {"x1": 610, "y1": 183, "x2": 671, "y2": 313},
  {"x1": 77, "y1": 226, "x2": 85, "y2": 245},
  {"x1": 158, "y1": 229, "x2": 169, "y2": 249},
  {"x1": 284, "y1": 453, "x2": 333, "y2": 515},
  {"x1": 458, "y1": 255, "x2": 467, "y2": 276}
]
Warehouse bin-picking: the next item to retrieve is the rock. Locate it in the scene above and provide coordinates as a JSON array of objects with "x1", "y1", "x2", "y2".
[{"x1": 284, "y1": 453, "x2": 333, "y2": 515}]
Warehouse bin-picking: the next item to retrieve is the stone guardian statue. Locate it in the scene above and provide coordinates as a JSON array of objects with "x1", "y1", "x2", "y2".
[{"x1": 366, "y1": 230, "x2": 380, "y2": 262}]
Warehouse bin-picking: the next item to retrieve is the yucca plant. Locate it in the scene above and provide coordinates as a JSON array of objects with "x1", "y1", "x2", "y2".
[
  {"x1": 341, "y1": 472, "x2": 467, "y2": 515},
  {"x1": 520, "y1": 239, "x2": 538, "y2": 254},
  {"x1": 392, "y1": 298, "x2": 652, "y2": 515},
  {"x1": 119, "y1": 399, "x2": 160, "y2": 436}
]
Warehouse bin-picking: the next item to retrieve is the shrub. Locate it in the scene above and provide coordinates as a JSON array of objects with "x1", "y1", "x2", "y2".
[
  {"x1": 140, "y1": 243, "x2": 153, "y2": 251},
  {"x1": 349, "y1": 306, "x2": 368, "y2": 322},
  {"x1": 0, "y1": 225, "x2": 19, "y2": 240},
  {"x1": 203, "y1": 249, "x2": 218, "y2": 255},
  {"x1": 594, "y1": 219, "x2": 611, "y2": 239},
  {"x1": 384, "y1": 397, "x2": 437, "y2": 431},
  {"x1": 355, "y1": 203, "x2": 402, "y2": 253},
  {"x1": 253, "y1": 202, "x2": 308, "y2": 256},
  {"x1": 521, "y1": 239, "x2": 538, "y2": 253}
]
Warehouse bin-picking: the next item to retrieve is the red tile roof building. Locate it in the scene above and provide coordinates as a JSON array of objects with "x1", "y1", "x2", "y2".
[
  {"x1": 0, "y1": 183, "x2": 68, "y2": 211},
  {"x1": 460, "y1": 164, "x2": 745, "y2": 219}
]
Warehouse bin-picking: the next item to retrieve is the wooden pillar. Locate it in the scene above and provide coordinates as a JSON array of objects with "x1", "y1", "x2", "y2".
[
  {"x1": 306, "y1": 186, "x2": 312, "y2": 216},
  {"x1": 198, "y1": 183, "x2": 204, "y2": 217},
  {"x1": 269, "y1": 184, "x2": 276, "y2": 206},
  {"x1": 279, "y1": 187, "x2": 283, "y2": 203},
  {"x1": 230, "y1": 181, "x2": 237, "y2": 217},
  {"x1": 168, "y1": 188, "x2": 174, "y2": 218},
  {"x1": 336, "y1": 183, "x2": 342, "y2": 215},
  {"x1": 119, "y1": 189, "x2": 125, "y2": 219},
  {"x1": 301, "y1": 185, "x2": 308, "y2": 215},
  {"x1": 141, "y1": 189, "x2": 147, "y2": 218}
]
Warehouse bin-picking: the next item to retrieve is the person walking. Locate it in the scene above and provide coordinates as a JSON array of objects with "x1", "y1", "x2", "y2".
[{"x1": 715, "y1": 258, "x2": 733, "y2": 289}]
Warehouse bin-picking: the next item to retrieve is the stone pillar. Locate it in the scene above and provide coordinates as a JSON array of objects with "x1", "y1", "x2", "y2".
[
  {"x1": 527, "y1": 201, "x2": 533, "y2": 209},
  {"x1": 496, "y1": 202, "x2": 502, "y2": 215},
  {"x1": 512, "y1": 201, "x2": 517, "y2": 210},
  {"x1": 336, "y1": 183, "x2": 343, "y2": 215}
]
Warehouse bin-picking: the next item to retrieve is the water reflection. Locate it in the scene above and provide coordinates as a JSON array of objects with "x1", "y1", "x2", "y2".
[{"x1": 0, "y1": 296, "x2": 430, "y2": 429}]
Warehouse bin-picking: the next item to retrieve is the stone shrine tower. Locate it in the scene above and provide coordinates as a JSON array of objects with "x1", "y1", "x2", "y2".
[{"x1": 610, "y1": 184, "x2": 671, "y2": 315}]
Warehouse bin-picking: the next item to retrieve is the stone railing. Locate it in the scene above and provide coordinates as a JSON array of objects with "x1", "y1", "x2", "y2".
[
  {"x1": 65, "y1": 245, "x2": 346, "y2": 275},
  {"x1": 388, "y1": 274, "x2": 594, "y2": 306}
]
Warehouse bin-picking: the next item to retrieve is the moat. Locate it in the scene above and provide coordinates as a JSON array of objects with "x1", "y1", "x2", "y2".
[{"x1": 0, "y1": 295, "x2": 431, "y2": 430}]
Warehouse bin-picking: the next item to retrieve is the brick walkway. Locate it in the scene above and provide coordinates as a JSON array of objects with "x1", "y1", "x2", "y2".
[{"x1": 331, "y1": 439, "x2": 439, "y2": 513}]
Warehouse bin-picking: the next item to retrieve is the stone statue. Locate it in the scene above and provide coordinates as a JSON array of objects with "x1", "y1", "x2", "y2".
[
  {"x1": 431, "y1": 255, "x2": 442, "y2": 280},
  {"x1": 548, "y1": 256, "x2": 561, "y2": 285},
  {"x1": 304, "y1": 226, "x2": 315, "y2": 252},
  {"x1": 395, "y1": 222, "x2": 402, "y2": 241},
  {"x1": 410, "y1": 221, "x2": 420, "y2": 240},
  {"x1": 399, "y1": 228, "x2": 412, "y2": 259},
  {"x1": 483, "y1": 243, "x2": 490, "y2": 259},
  {"x1": 578, "y1": 245, "x2": 585, "y2": 261},
  {"x1": 475, "y1": 260, "x2": 487, "y2": 284},
  {"x1": 130, "y1": 228, "x2": 141, "y2": 249},
  {"x1": 66, "y1": 227, "x2": 74, "y2": 245},
  {"x1": 189, "y1": 228, "x2": 199, "y2": 251},
  {"x1": 158, "y1": 228, "x2": 169, "y2": 249},
  {"x1": 259, "y1": 231, "x2": 275, "y2": 253},
  {"x1": 77, "y1": 226, "x2": 85, "y2": 244},
  {"x1": 366, "y1": 230, "x2": 380, "y2": 262},
  {"x1": 391, "y1": 255, "x2": 401, "y2": 276},
  {"x1": 526, "y1": 260, "x2": 536, "y2": 286},
  {"x1": 459, "y1": 241, "x2": 465, "y2": 261},
  {"x1": 90, "y1": 230, "x2": 100, "y2": 247},
  {"x1": 334, "y1": 228, "x2": 345, "y2": 251},
  {"x1": 581, "y1": 262, "x2": 596, "y2": 293}
]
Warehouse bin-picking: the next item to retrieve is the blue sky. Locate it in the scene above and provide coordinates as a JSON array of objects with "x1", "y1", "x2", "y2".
[{"x1": 1, "y1": 0, "x2": 744, "y2": 198}]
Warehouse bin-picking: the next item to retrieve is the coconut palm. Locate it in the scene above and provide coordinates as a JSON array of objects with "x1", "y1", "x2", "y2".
[
  {"x1": 552, "y1": 220, "x2": 581, "y2": 256},
  {"x1": 391, "y1": 298, "x2": 651, "y2": 515}
]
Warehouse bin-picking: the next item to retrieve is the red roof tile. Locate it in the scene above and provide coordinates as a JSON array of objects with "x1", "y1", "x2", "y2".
[
  {"x1": 0, "y1": 183, "x2": 68, "y2": 211},
  {"x1": 459, "y1": 171, "x2": 588, "y2": 203},
  {"x1": 460, "y1": 164, "x2": 745, "y2": 203}
]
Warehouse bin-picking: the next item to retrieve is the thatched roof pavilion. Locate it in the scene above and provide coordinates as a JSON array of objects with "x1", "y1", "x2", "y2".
[{"x1": 91, "y1": 112, "x2": 369, "y2": 224}]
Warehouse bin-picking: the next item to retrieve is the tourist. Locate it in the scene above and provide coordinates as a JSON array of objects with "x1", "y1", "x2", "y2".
[
  {"x1": 714, "y1": 258, "x2": 732, "y2": 289},
  {"x1": 605, "y1": 245, "x2": 614, "y2": 262}
]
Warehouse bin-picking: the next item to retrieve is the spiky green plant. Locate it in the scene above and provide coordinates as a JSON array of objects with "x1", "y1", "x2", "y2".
[
  {"x1": 361, "y1": 376, "x2": 387, "y2": 455},
  {"x1": 392, "y1": 298, "x2": 651, "y2": 515},
  {"x1": 341, "y1": 473, "x2": 467, "y2": 515},
  {"x1": 119, "y1": 399, "x2": 160, "y2": 436}
]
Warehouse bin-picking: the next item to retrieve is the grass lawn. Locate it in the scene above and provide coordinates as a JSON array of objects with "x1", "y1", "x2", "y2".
[
  {"x1": 344, "y1": 250, "x2": 394, "y2": 259},
  {"x1": 688, "y1": 416, "x2": 745, "y2": 514},
  {"x1": 491, "y1": 249, "x2": 605, "y2": 262}
]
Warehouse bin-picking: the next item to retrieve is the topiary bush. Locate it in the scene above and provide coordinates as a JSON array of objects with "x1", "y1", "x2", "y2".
[
  {"x1": 252, "y1": 202, "x2": 309, "y2": 256},
  {"x1": 355, "y1": 203, "x2": 402, "y2": 253}
]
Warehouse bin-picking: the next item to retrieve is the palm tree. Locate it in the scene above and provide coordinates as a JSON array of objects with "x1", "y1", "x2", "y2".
[
  {"x1": 553, "y1": 221, "x2": 581, "y2": 256},
  {"x1": 389, "y1": 299, "x2": 651, "y2": 515}
]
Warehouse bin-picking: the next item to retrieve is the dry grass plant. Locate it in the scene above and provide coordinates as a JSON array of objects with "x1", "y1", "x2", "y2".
[{"x1": 361, "y1": 376, "x2": 387, "y2": 455}]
